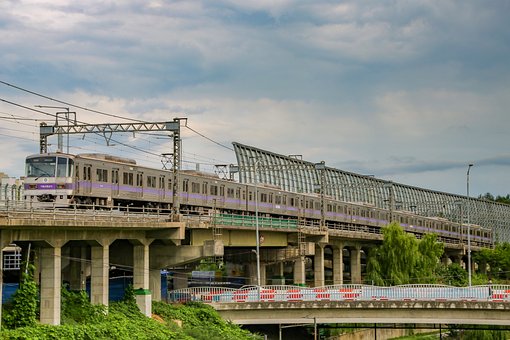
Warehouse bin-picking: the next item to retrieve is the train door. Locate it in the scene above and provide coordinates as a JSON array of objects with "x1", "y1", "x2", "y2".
[
  {"x1": 182, "y1": 179, "x2": 189, "y2": 207},
  {"x1": 136, "y1": 171, "x2": 143, "y2": 198},
  {"x1": 112, "y1": 168, "x2": 119, "y2": 198},
  {"x1": 159, "y1": 175, "x2": 165, "y2": 201},
  {"x1": 83, "y1": 164, "x2": 92, "y2": 195}
]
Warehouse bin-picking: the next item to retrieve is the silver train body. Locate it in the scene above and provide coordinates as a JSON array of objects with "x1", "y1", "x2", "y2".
[{"x1": 24, "y1": 152, "x2": 492, "y2": 247}]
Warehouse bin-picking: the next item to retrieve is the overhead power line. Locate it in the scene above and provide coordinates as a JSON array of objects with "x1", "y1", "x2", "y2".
[
  {"x1": 1, "y1": 80, "x2": 234, "y2": 165},
  {"x1": 0, "y1": 80, "x2": 143, "y2": 122}
]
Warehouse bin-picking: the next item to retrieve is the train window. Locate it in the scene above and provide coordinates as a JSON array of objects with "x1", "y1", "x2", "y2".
[
  {"x1": 236, "y1": 188, "x2": 240, "y2": 199},
  {"x1": 83, "y1": 166, "x2": 92, "y2": 181},
  {"x1": 57, "y1": 157, "x2": 67, "y2": 177},
  {"x1": 269, "y1": 193, "x2": 273, "y2": 203},
  {"x1": 136, "y1": 173, "x2": 143, "y2": 187},
  {"x1": 96, "y1": 169, "x2": 108, "y2": 182},
  {"x1": 68, "y1": 159, "x2": 74, "y2": 177},
  {"x1": 242, "y1": 190, "x2": 246, "y2": 200},
  {"x1": 182, "y1": 180, "x2": 189, "y2": 192},
  {"x1": 147, "y1": 176, "x2": 156, "y2": 188},
  {"x1": 123, "y1": 172, "x2": 134, "y2": 185},
  {"x1": 275, "y1": 195, "x2": 281, "y2": 205},
  {"x1": 192, "y1": 182, "x2": 200, "y2": 194},
  {"x1": 210, "y1": 185, "x2": 218, "y2": 196},
  {"x1": 305, "y1": 201, "x2": 309, "y2": 209},
  {"x1": 220, "y1": 186, "x2": 224, "y2": 196},
  {"x1": 283, "y1": 195, "x2": 287, "y2": 205},
  {"x1": 75, "y1": 166, "x2": 79, "y2": 179},
  {"x1": 260, "y1": 193, "x2": 267, "y2": 203},
  {"x1": 290, "y1": 197, "x2": 295, "y2": 206},
  {"x1": 248, "y1": 191, "x2": 252, "y2": 200},
  {"x1": 167, "y1": 178, "x2": 172, "y2": 190},
  {"x1": 112, "y1": 169, "x2": 119, "y2": 184},
  {"x1": 159, "y1": 176, "x2": 165, "y2": 189},
  {"x1": 202, "y1": 182, "x2": 207, "y2": 194},
  {"x1": 227, "y1": 188, "x2": 234, "y2": 198}
]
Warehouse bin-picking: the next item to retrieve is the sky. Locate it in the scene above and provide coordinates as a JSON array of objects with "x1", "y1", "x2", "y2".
[{"x1": 0, "y1": 0, "x2": 509, "y2": 198}]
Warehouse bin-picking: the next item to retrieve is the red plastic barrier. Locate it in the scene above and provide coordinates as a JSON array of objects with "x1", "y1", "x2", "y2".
[{"x1": 286, "y1": 289, "x2": 303, "y2": 301}]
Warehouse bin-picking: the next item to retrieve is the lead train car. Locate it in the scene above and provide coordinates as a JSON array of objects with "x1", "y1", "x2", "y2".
[{"x1": 23, "y1": 152, "x2": 492, "y2": 247}]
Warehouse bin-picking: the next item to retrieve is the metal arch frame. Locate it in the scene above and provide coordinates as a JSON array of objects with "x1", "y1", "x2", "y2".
[
  {"x1": 232, "y1": 142, "x2": 510, "y2": 243},
  {"x1": 39, "y1": 119, "x2": 184, "y2": 217}
]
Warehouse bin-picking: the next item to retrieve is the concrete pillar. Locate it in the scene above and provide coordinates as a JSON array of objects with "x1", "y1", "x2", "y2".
[
  {"x1": 33, "y1": 248, "x2": 41, "y2": 285},
  {"x1": 68, "y1": 246, "x2": 86, "y2": 291},
  {"x1": 91, "y1": 244, "x2": 109, "y2": 306},
  {"x1": 150, "y1": 269, "x2": 162, "y2": 302},
  {"x1": 454, "y1": 255, "x2": 462, "y2": 266},
  {"x1": 40, "y1": 246, "x2": 62, "y2": 325},
  {"x1": 350, "y1": 246, "x2": 362, "y2": 284},
  {"x1": 333, "y1": 245, "x2": 344, "y2": 285},
  {"x1": 293, "y1": 256, "x2": 306, "y2": 285},
  {"x1": 247, "y1": 262, "x2": 266, "y2": 285},
  {"x1": 276, "y1": 262, "x2": 284, "y2": 277},
  {"x1": 133, "y1": 243, "x2": 151, "y2": 317},
  {"x1": 314, "y1": 244, "x2": 325, "y2": 287}
]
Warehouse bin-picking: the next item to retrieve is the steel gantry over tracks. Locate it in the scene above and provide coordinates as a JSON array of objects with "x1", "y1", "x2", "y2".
[{"x1": 38, "y1": 119, "x2": 184, "y2": 216}]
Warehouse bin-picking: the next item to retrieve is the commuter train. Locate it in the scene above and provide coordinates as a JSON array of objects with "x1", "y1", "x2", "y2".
[{"x1": 23, "y1": 152, "x2": 492, "y2": 247}]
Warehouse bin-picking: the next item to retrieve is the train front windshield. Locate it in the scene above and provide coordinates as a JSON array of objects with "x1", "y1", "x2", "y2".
[{"x1": 25, "y1": 156, "x2": 74, "y2": 178}]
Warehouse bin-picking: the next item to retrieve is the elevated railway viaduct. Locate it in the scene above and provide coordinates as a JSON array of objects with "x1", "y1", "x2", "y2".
[{"x1": 1, "y1": 143, "x2": 509, "y2": 325}]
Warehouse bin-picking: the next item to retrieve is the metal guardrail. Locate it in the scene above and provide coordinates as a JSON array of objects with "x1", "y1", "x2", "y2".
[
  {"x1": 0, "y1": 201, "x2": 172, "y2": 224},
  {"x1": 168, "y1": 284, "x2": 508, "y2": 304}
]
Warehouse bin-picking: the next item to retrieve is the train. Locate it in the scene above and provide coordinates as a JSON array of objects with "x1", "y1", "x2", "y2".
[{"x1": 23, "y1": 152, "x2": 492, "y2": 247}]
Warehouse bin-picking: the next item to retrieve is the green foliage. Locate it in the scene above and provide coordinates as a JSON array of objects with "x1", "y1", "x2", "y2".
[
  {"x1": 365, "y1": 222, "x2": 444, "y2": 285},
  {"x1": 447, "y1": 325, "x2": 509, "y2": 339},
  {"x1": 1, "y1": 297, "x2": 260, "y2": 339},
  {"x1": 436, "y1": 263, "x2": 468, "y2": 286},
  {"x1": 1, "y1": 301, "x2": 182, "y2": 339},
  {"x1": 2, "y1": 266, "x2": 38, "y2": 329},
  {"x1": 122, "y1": 284, "x2": 136, "y2": 305},
  {"x1": 479, "y1": 192, "x2": 510, "y2": 205},
  {"x1": 473, "y1": 242, "x2": 510, "y2": 281},
  {"x1": 61, "y1": 288, "x2": 107, "y2": 324},
  {"x1": 153, "y1": 301, "x2": 262, "y2": 340},
  {"x1": 196, "y1": 258, "x2": 227, "y2": 276}
]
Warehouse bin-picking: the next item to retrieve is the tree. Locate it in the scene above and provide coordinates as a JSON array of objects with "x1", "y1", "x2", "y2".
[
  {"x1": 366, "y1": 222, "x2": 444, "y2": 286},
  {"x1": 2, "y1": 263, "x2": 38, "y2": 329}
]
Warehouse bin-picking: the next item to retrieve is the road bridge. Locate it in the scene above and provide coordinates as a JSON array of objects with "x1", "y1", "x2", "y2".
[
  {"x1": 169, "y1": 285, "x2": 510, "y2": 326},
  {"x1": 214, "y1": 300, "x2": 510, "y2": 326}
]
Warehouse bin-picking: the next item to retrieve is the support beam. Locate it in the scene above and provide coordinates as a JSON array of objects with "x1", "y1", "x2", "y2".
[
  {"x1": 332, "y1": 244, "x2": 344, "y2": 285},
  {"x1": 293, "y1": 257, "x2": 306, "y2": 286},
  {"x1": 67, "y1": 246, "x2": 87, "y2": 291},
  {"x1": 91, "y1": 243, "x2": 110, "y2": 306},
  {"x1": 314, "y1": 244, "x2": 325, "y2": 287},
  {"x1": 133, "y1": 243, "x2": 151, "y2": 316},
  {"x1": 150, "y1": 269, "x2": 162, "y2": 302},
  {"x1": 350, "y1": 246, "x2": 362, "y2": 284},
  {"x1": 40, "y1": 246, "x2": 62, "y2": 325}
]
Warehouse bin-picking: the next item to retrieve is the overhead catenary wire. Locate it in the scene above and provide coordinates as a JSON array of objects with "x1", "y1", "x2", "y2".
[{"x1": 1, "y1": 81, "x2": 235, "y2": 168}]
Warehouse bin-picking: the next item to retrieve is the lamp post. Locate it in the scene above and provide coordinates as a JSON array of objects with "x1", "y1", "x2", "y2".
[
  {"x1": 252, "y1": 158, "x2": 261, "y2": 295},
  {"x1": 467, "y1": 163, "x2": 474, "y2": 287}
]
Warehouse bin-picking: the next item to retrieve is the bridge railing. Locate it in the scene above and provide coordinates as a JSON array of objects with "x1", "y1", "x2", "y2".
[
  {"x1": 167, "y1": 284, "x2": 510, "y2": 303},
  {"x1": 0, "y1": 201, "x2": 171, "y2": 224}
]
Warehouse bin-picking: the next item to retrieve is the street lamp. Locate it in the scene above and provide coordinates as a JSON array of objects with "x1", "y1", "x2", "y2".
[
  {"x1": 467, "y1": 163, "x2": 474, "y2": 286},
  {"x1": 251, "y1": 158, "x2": 261, "y2": 294}
]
